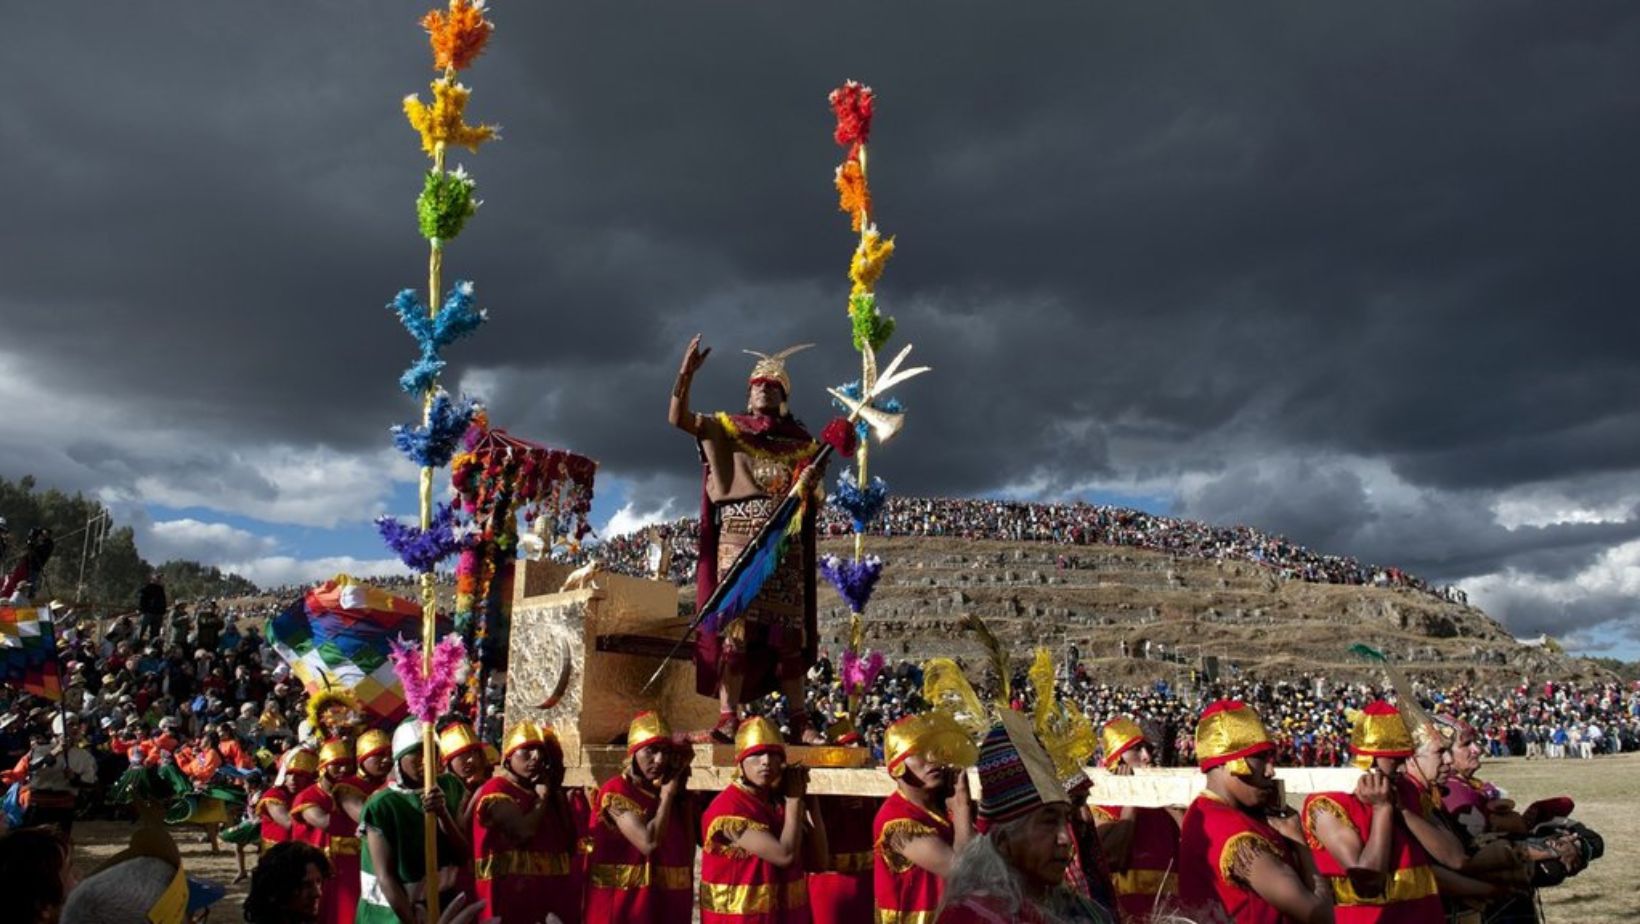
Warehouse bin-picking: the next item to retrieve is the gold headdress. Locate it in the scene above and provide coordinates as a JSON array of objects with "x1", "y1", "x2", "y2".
[
  {"x1": 318, "y1": 738, "x2": 354, "y2": 770},
  {"x1": 1100, "y1": 717, "x2": 1149, "y2": 770},
  {"x1": 626, "y1": 711, "x2": 672, "y2": 755},
  {"x1": 1350, "y1": 700, "x2": 1415, "y2": 769},
  {"x1": 735, "y1": 716, "x2": 786, "y2": 764},
  {"x1": 306, "y1": 688, "x2": 361, "y2": 740},
  {"x1": 1195, "y1": 700, "x2": 1275, "y2": 776},
  {"x1": 502, "y1": 720, "x2": 558, "y2": 761},
  {"x1": 1027, "y1": 649, "x2": 1097, "y2": 789},
  {"x1": 437, "y1": 721, "x2": 482, "y2": 764},
  {"x1": 356, "y1": 728, "x2": 391, "y2": 761},
  {"x1": 884, "y1": 711, "x2": 980, "y2": 778},
  {"x1": 285, "y1": 747, "x2": 320, "y2": 776},
  {"x1": 921, "y1": 657, "x2": 990, "y2": 740},
  {"x1": 743, "y1": 343, "x2": 815, "y2": 396}
]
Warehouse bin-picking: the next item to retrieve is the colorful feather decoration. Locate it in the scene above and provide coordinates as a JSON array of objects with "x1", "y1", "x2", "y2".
[
  {"x1": 820, "y1": 553, "x2": 884, "y2": 614},
  {"x1": 962, "y1": 612, "x2": 1011, "y2": 705},
  {"x1": 699, "y1": 496, "x2": 807, "y2": 637},
  {"x1": 389, "y1": 632, "x2": 468, "y2": 723},
  {"x1": 841, "y1": 647, "x2": 885, "y2": 699},
  {"x1": 376, "y1": 501, "x2": 469, "y2": 573},
  {"x1": 922, "y1": 657, "x2": 989, "y2": 740}
]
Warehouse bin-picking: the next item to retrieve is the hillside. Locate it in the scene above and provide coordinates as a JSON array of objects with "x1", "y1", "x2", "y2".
[{"x1": 770, "y1": 537, "x2": 1602, "y2": 685}]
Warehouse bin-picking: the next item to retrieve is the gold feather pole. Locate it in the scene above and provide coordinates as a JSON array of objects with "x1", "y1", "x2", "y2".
[
  {"x1": 962, "y1": 612, "x2": 1011, "y2": 705},
  {"x1": 397, "y1": 5, "x2": 500, "y2": 920}
]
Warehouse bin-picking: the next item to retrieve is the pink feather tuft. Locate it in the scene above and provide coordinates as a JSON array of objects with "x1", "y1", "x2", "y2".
[
  {"x1": 841, "y1": 648, "x2": 886, "y2": 697},
  {"x1": 391, "y1": 633, "x2": 470, "y2": 722}
]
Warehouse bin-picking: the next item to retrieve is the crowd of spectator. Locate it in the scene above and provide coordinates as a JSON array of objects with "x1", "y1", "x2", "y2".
[
  {"x1": 1, "y1": 581, "x2": 1633, "y2": 838},
  {"x1": 802, "y1": 655, "x2": 1640, "y2": 769},
  {"x1": 566, "y1": 496, "x2": 1471, "y2": 604}
]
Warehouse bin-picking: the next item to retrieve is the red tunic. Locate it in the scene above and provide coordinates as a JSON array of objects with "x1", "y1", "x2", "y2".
[
  {"x1": 1090, "y1": 805, "x2": 1181, "y2": 923},
  {"x1": 585, "y1": 773, "x2": 695, "y2": 923},
  {"x1": 292, "y1": 780, "x2": 364, "y2": 924},
  {"x1": 257, "y1": 784, "x2": 297, "y2": 850},
  {"x1": 1301, "y1": 779, "x2": 1442, "y2": 924},
  {"x1": 1178, "y1": 792, "x2": 1300, "y2": 924},
  {"x1": 810, "y1": 795, "x2": 876, "y2": 924},
  {"x1": 471, "y1": 776, "x2": 581, "y2": 924},
  {"x1": 873, "y1": 791, "x2": 953, "y2": 924},
  {"x1": 700, "y1": 780, "x2": 809, "y2": 924}
]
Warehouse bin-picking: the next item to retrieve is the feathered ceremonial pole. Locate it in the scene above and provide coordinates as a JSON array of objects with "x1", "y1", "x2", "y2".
[
  {"x1": 825, "y1": 80, "x2": 910, "y2": 722},
  {"x1": 378, "y1": 4, "x2": 498, "y2": 922}
]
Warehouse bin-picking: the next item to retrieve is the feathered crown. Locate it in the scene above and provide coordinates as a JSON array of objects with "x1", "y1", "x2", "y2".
[
  {"x1": 306, "y1": 688, "x2": 361, "y2": 739},
  {"x1": 743, "y1": 343, "x2": 814, "y2": 394}
]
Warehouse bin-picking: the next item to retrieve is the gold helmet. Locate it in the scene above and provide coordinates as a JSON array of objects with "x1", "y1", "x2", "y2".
[
  {"x1": 626, "y1": 711, "x2": 672, "y2": 756},
  {"x1": 1350, "y1": 701, "x2": 1415, "y2": 769},
  {"x1": 285, "y1": 747, "x2": 320, "y2": 776},
  {"x1": 734, "y1": 716, "x2": 785, "y2": 764},
  {"x1": 884, "y1": 711, "x2": 979, "y2": 779},
  {"x1": 356, "y1": 728, "x2": 391, "y2": 762},
  {"x1": 1195, "y1": 700, "x2": 1275, "y2": 777},
  {"x1": 502, "y1": 720, "x2": 559, "y2": 762},
  {"x1": 1100, "y1": 717, "x2": 1149, "y2": 770},
  {"x1": 437, "y1": 721, "x2": 482, "y2": 765},
  {"x1": 317, "y1": 738, "x2": 354, "y2": 770}
]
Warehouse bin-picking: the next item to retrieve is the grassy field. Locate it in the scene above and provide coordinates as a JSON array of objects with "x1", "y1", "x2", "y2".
[{"x1": 69, "y1": 754, "x2": 1640, "y2": 922}]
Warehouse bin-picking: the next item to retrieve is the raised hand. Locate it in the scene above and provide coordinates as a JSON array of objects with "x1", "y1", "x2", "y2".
[{"x1": 679, "y1": 334, "x2": 711, "y2": 381}]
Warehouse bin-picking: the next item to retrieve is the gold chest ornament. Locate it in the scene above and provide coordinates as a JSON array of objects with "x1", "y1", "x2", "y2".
[{"x1": 749, "y1": 456, "x2": 793, "y2": 495}]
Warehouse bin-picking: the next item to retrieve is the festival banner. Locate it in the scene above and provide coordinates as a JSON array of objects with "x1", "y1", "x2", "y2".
[
  {"x1": 266, "y1": 576, "x2": 448, "y2": 726},
  {"x1": 0, "y1": 605, "x2": 62, "y2": 701}
]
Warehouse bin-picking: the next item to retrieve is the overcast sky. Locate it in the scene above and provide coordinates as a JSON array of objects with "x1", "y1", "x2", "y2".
[{"x1": 4, "y1": 2, "x2": 1639, "y2": 657}]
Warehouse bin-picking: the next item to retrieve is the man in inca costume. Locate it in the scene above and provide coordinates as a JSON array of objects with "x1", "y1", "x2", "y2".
[{"x1": 669, "y1": 335, "x2": 824, "y2": 743}]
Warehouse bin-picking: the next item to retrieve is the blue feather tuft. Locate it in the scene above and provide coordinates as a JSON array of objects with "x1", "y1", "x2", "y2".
[
  {"x1": 829, "y1": 468, "x2": 889, "y2": 532},
  {"x1": 391, "y1": 391, "x2": 479, "y2": 467},
  {"x1": 388, "y1": 282, "x2": 489, "y2": 396}
]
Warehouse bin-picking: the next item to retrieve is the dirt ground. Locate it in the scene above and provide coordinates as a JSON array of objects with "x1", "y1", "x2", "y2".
[{"x1": 67, "y1": 754, "x2": 1639, "y2": 923}]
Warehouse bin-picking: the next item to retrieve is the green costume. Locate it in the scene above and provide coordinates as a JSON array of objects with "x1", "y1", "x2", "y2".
[{"x1": 356, "y1": 773, "x2": 467, "y2": 924}]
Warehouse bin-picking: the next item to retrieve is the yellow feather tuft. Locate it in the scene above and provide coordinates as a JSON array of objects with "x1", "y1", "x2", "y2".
[{"x1": 921, "y1": 657, "x2": 989, "y2": 741}]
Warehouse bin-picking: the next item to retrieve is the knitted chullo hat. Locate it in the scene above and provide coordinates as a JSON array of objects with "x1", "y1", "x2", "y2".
[{"x1": 976, "y1": 710, "x2": 1068, "y2": 827}]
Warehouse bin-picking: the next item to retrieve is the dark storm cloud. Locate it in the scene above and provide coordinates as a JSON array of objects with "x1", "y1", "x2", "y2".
[{"x1": 5, "y1": 2, "x2": 1640, "y2": 638}]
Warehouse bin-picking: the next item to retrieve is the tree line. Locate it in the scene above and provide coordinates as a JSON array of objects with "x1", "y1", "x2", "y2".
[{"x1": 0, "y1": 474, "x2": 258, "y2": 609}]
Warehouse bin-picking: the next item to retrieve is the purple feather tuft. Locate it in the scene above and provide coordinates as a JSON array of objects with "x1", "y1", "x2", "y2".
[
  {"x1": 819, "y1": 553, "x2": 884, "y2": 614},
  {"x1": 377, "y1": 502, "x2": 469, "y2": 573}
]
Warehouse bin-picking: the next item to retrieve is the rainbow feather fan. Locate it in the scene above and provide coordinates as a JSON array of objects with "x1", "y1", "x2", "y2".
[{"x1": 700, "y1": 497, "x2": 806, "y2": 637}]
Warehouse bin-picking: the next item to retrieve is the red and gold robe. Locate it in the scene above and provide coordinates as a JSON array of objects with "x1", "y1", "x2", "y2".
[
  {"x1": 810, "y1": 795, "x2": 875, "y2": 923},
  {"x1": 257, "y1": 783, "x2": 297, "y2": 851},
  {"x1": 471, "y1": 776, "x2": 580, "y2": 924},
  {"x1": 1178, "y1": 792, "x2": 1301, "y2": 924},
  {"x1": 873, "y1": 791, "x2": 953, "y2": 924},
  {"x1": 292, "y1": 780, "x2": 364, "y2": 924},
  {"x1": 1301, "y1": 777, "x2": 1441, "y2": 923},
  {"x1": 585, "y1": 773, "x2": 695, "y2": 922},
  {"x1": 1090, "y1": 804, "x2": 1181, "y2": 923},
  {"x1": 700, "y1": 780, "x2": 809, "y2": 923}
]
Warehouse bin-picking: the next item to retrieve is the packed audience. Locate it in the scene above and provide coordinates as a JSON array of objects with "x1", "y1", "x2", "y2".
[{"x1": 566, "y1": 497, "x2": 1471, "y2": 604}]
